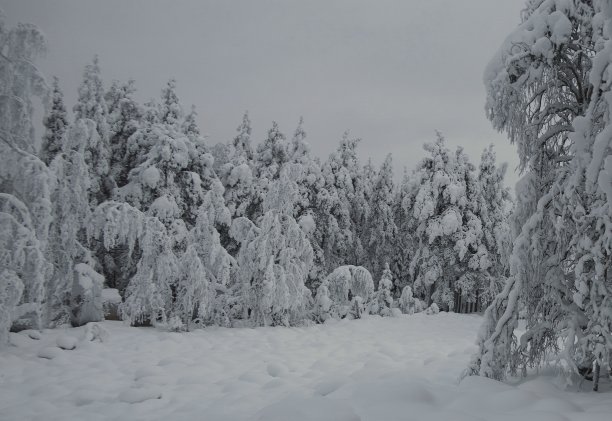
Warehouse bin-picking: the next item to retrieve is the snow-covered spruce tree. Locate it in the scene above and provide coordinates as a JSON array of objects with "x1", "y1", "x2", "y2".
[
  {"x1": 408, "y1": 133, "x2": 486, "y2": 311},
  {"x1": 372, "y1": 263, "x2": 394, "y2": 316},
  {"x1": 45, "y1": 120, "x2": 96, "y2": 326},
  {"x1": 218, "y1": 112, "x2": 255, "y2": 221},
  {"x1": 74, "y1": 56, "x2": 113, "y2": 206},
  {"x1": 40, "y1": 77, "x2": 68, "y2": 166},
  {"x1": 105, "y1": 79, "x2": 142, "y2": 188},
  {"x1": 453, "y1": 145, "x2": 491, "y2": 312},
  {"x1": 391, "y1": 169, "x2": 418, "y2": 296},
  {"x1": 468, "y1": 0, "x2": 598, "y2": 380},
  {"x1": 116, "y1": 80, "x2": 215, "y2": 232},
  {"x1": 230, "y1": 165, "x2": 313, "y2": 327},
  {"x1": 0, "y1": 13, "x2": 52, "y2": 338},
  {"x1": 318, "y1": 132, "x2": 361, "y2": 274},
  {"x1": 476, "y1": 145, "x2": 512, "y2": 306},
  {"x1": 365, "y1": 154, "x2": 397, "y2": 285},
  {"x1": 250, "y1": 121, "x2": 290, "y2": 221},
  {"x1": 286, "y1": 118, "x2": 326, "y2": 291}
]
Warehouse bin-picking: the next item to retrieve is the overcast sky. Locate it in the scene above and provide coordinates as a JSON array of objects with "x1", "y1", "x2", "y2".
[{"x1": 4, "y1": 0, "x2": 526, "y2": 187}]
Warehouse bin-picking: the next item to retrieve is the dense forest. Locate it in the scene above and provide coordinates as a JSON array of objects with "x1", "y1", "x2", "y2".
[{"x1": 1, "y1": 0, "x2": 612, "y2": 388}]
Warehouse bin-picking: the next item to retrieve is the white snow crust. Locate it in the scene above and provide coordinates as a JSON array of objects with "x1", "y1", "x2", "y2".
[{"x1": 1, "y1": 314, "x2": 610, "y2": 420}]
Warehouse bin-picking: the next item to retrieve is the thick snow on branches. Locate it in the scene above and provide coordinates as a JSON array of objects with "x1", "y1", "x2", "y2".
[{"x1": 1, "y1": 6, "x2": 521, "y2": 349}]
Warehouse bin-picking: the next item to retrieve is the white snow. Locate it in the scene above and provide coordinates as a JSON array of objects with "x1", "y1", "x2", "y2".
[
  {"x1": 1, "y1": 314, "x2": 610, "y2": 420},
  {"x1": 56, "y1": 335, "x2": 78, "y2": 350}
]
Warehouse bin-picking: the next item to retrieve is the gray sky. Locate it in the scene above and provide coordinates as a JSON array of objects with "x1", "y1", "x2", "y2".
[{"x1": 4, "y1": 0, "x2": 525, "y2": 187}]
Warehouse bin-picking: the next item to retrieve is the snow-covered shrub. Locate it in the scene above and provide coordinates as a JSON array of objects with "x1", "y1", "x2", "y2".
[
  {"x1": 425, "y1": 303, "x2": 440, "y2": 315},
  {"x1": 348, "y1": 296, "x2": 365, "y2": 320},
  {"x1": 371, "y1": 264, "x2": 394, "y2": 316},
  {"x1": 399, "y1": 285, "x2": 419, "y2": 315},
  {"x1": 70, "y1": 263, "x2": 104, "y2": 327},
  {"x1": 315, "y1": 265, "x2": 374, "y2": 320},
  {"x1": 313, "y1": 284, "x2": 332, "y2": 322}
]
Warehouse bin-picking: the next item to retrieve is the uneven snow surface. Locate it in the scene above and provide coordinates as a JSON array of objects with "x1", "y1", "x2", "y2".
[{"x1": 1, "y1": 313, "x2": 611, "y2": 421}]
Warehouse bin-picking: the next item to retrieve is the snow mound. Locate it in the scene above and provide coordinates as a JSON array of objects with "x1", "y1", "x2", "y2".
[
  {"x1": 56, "y1": 335, "x2": 78, "y2": 350},
  {"x1": 37, "y1": 346, "x2": 63, "y2": 359}
]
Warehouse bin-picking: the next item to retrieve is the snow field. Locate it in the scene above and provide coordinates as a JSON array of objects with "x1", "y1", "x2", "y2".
[{"x1": 1, "y1": 313, "x2": 611, "y2": 421}]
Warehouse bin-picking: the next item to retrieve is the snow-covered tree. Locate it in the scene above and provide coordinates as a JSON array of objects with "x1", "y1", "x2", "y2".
[
  {"x1": 74, "y1": 56, "x2": 112, "y2": 205},
  {"x1": 468, "y1": 0, "x2": 601, "y2": 380},
  {"x1": 40, "y1": 77, "x2": 68, "y2": 165},
  {"x1": 45, "y1": 120, "x2": 95, "y2": 326},
  {"x1": 0, "y1": 13, "x2": 52, "y2": 338},
  {"x1": 231, "y1": 166, "x2": 313, "y2": 326},
  {"x1": 371, "y1": 263, "x2": 394, "y2": 316},
  {"x1": 286, "y1": 118, "x2": 326, "y2": 290},
  {"x1": 186, "y1": 180, "x2": 234, "y2": 326},
  {"x1": 318, "y1": 133, "x2": 361, "y2": 273},
  {"x1": 391, "y1": 169, "x2": 417, "y2": 296},
  {"x1": 219, "y1": 112, "x2": 255, "y2": 220},
  {"x1": 89, "y1": 202, "x2": 178, "y2": 326},
  {"x1": 116, "y1": 81, "x2": 215, "y2": 231},
  {"x1": 408, "y1": 134, "x2": 485, "y2": 310},
  {"x1": 105, "y1": 79, "x2": 142, "y2": 188},
  {"x1": 476, "y1": 145, "x2": 512, "y2": 305},
  {"x1": 365, "y1": 154, "x2": 397, "y2": 285}
]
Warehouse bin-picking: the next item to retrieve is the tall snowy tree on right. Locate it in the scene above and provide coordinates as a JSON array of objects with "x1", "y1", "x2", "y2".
[{"x1": 468, "y1": 0, "x2": 612, "y2": 386}]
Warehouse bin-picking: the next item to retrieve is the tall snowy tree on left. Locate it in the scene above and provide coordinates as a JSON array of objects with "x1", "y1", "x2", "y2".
[{"x1": 0, "y1": 12, "x2": 52, "y2": 342}]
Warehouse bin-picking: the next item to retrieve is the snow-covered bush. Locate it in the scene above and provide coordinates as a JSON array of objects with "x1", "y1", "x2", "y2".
[
  {"x1": 398, "y1": 285, "x2": 426, "y2": 315},
  {"x1": 70, "y1": 263, "x2": 104, "y2": 327},
  {"x1": 425, "y1": 303, "x2": 440, "y2": 315},
  {"x1": 315, "y1": 265, "x2": 374, "y2": 320},
  {"x1": 371, "y1": 263, "x2": 394, "y2": 316}
]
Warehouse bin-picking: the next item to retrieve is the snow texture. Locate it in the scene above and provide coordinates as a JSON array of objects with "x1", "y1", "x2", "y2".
[{"x1": 1, "y1": 315, "x2": 610, "y2": 420}]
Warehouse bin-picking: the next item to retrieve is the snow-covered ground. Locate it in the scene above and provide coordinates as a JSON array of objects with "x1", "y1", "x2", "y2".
[{"x1": 1, "y1": 313, "x2": 610, "y2": 421}]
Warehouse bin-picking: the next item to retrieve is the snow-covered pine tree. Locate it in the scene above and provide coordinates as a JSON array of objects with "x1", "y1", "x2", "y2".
[
  {"x1": 286, "y1": 118, "x2": 326, "y2": 291},
  {"x1": 219, "y1": 112, "x2": 255, "y2": 221},
  {"x1": 74, "y1": 56, "x2": 113, "y2": 205},
  {"x1": 250, "y1": 121, "x2": 290, "y2": 221},
  {"x1": 476, "y1": 145, "x2": 512, "y2": 306},
  {"x1": 391, "y1": 168, "x2": 417, "y2": 296},
  {"x1": 408, "y1": 133, "x2": 485, "y2": 310},
  {"x1": 230, "y1": 165, "x2": 313, "y2": 326},
  {"x1": 116, "y1": 80, "x2": 215, "y2": 232},
  {"x1": 319, "y1": 132, "x2": 360, "y2": 273},
  {"x1": 372, "y1": 263, "x2": 394, "y2": 316},
  {"x1": 365, "y1": 154, "x2": 397, "y2": 285},
  {"x1": 0, "y1": 13, "x2": 52, "y2": 339},
  {"x1": 105, "y1": 79, "x2": 142, "y2": 188},
  {"x1": 40, "y1": 77, "x2": 68, "y2": 166},
  {"x1": 45, "y1": 120, "x2": 95, "y2": 327}
]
